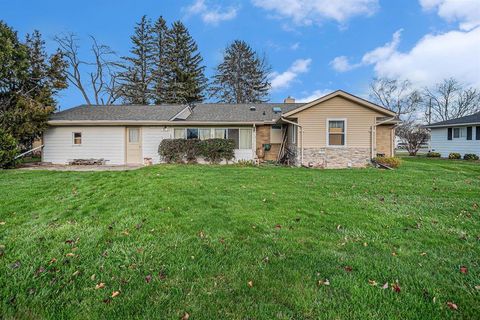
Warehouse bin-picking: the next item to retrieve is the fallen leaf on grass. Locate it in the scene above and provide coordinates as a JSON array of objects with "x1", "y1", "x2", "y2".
[
  {"x1": 91, "y1": 274, "x2": 96, "y2": 281},
  {"x1": 344, "y1": 266, "x2": 353, "y2": 272},
  {"x1": 49, "y1": 258, "x2": 57, "y2": 264},
  {"x1": 145, "y1": 274, "x2": 152, "y2": 283},
  {"x1": 274, "y1": 224, "x2": 282, "y2": 230},
  {"x1": 446, "y1": 302, "x2": 458, "y2": 310},
  {"x1": 198, "y1": 231, "x2": 205, "y2": 239},
  {"x1": 95, "y1": 283, "x2": 105, "y2": 289},
  {"x1": 10, "y1": 260, "x2": 21, "y2": 269},
  {"x1": 363, "y1": 242, "x2": 368, "y2": 247},
  {"x1": 0, "y1": 221, "x2": 6, "y2": 225},
  {"x1": 66, "y1": 253, "x2": 75, "y2": 257},
  {"x1": 181, "y1": 312, "x2": 190, "y2": 320},
  {"x1": 247, "y1": 280, "x2": 254, "y2": 288},
  {"x1": 368, "y1": 280, "x2": 378, "y2": 286},
  {"x1": 381, "y1": 282, "x2": 389, "y2": 289},
  {"x1": 317, "y1": 279, "x2": 330, "y2": 286},
  {"x1": 111, "y1": 291, "x2": 120, "y2": 298},
  {"x1": 420, "y1": 252, "x2": 427, "y2": 256},
  {"x1": 35, "y1": 266, "x2": 45, "y2": 277},
  {"x1": 391, "y1": 252, "x2": 397, "y2": 256},
  {"x1": 460, "y1": 266, "x2": 468, "y2": 274},
  {"x1": 72, "y1": 270, "x2": 80, "y2": 276},
  {"x1": 391, "y1": 282, "x2": 401, "y2": 293},
  {"x1": 121, "y1": 230, "x2": 129, "y2": 236}
]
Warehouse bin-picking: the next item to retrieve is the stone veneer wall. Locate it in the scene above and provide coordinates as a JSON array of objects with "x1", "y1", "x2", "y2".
[{"x1": 295, "y1": 147, "x2": 371, "y2": 168}]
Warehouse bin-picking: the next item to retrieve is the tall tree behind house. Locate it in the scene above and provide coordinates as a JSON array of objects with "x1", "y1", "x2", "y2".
[
  {"x1": 164, "y1": 21, "x2": 207, "y2": 104},
  {"x1": 117, "y1": 15, "x2": 155, "y2": 105},
  {"x1": 210, "y1": 40, "x2": 271, "y2": 103},
  {"x1": 151, "y1": 16, "x2": 169, "y2": 105}
]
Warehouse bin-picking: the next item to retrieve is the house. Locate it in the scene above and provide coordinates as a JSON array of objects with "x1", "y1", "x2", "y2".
[
  {"x1": 42, "y1": 90, "x2": 399, "y2": 168},
  {"x1": 425, "y1": 112, "x2": 480, "y2": 157}
]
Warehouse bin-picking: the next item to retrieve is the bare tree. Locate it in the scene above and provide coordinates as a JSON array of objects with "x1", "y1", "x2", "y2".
[
  {"x1": 423, "y1": 78, "x2": 480, "y2": 123},
  {"x1": 369, "y1": 78, "x2": 422, "y2": 120},
  {"x1": 396, "y1": 122, "x2": 430, "y2": 156},
  {"x1": 55, "y1": 34, "x2": 120, "y2": 105}
]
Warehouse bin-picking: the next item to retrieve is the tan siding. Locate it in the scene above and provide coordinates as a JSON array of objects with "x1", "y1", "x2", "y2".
[
  {"x1": 256, "y1": 125, "x2": 280, "y2": 161},
  {"x1": 295, "y1": 96, "x2": 378, "y2": 148},
  {"x1": 376, "y1": 125, "x2": 394, "y2": 157}
]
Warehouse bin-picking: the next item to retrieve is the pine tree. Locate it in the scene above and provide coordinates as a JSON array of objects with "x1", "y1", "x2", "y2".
[
  {"x1": 25, "y1": 30, "x2": 68, "y2": 107},
  {"x1": 118, "y1": 15, "x2": 155, "y2": 104},
  {"x1": 164, "y1": 21, "x2": 207, "y2": 104},
  {"x1": 210, "y1": 40, "x2": 271, "y2": 103},
  {"x1": 151, "y1": 16, "x2": 169, "y2": 104}
]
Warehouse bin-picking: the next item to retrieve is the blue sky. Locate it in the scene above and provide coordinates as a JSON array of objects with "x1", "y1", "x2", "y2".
[{"x1": 1, "y1": 0, "x2": 479, "y2": 109}]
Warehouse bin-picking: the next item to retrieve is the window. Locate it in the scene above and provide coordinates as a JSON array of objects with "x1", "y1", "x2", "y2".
[
  {"x1": 291, "y1": 125, "x2": 297, "y2": 144},
  {"x1": 128, "y1": 128, "x2": 139, "y2": 143},
  {"x1": 187, "y1": 128, "x2": 199, "y2": 139},
  {"x1": 239, "y1": 129, "x2": 252, "y2": 149},
  {"x1": 73, "y1": 132, "x2": 82, "y2": 145},
  {"x1": 328, "y1": 120, "x2": 345, "y2": 146},
  {"x1": 199, "y1": 128, "x2": 211, "y2": 140},
  {"x1": 214, "y1": 128, "x2": 227, "y2": 139},
  {"x1": 228, "y1": 129, "x2": 239, "y2": 148},
  {"x1": 174, "y1": 128, "x2": 185, "y2": 139},
  {"x1": 453, "y1": 127, "x2": 466, "y2": 139}
]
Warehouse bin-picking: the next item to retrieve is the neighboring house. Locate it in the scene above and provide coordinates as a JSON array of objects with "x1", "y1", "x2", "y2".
[
  {"x1": 425, "y1": 112, "x2": 480, "y2": 157},
  {"x1": 42, "y1": 90, "x2": 399, "y2": 168}
]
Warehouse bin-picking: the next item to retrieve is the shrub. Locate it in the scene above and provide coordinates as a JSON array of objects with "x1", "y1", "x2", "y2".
[
  {"x1": 448, "y1": 152, "x2": 461, "y2": 160},
  {"x1": 200, "y1": 139, "x2": 235, "y2": 164},
  {"x1": 426, "y1": 152, "x2": 441, "y2": 158},
  {"x1": 463, "y1": 153, "x2": 479, "y2": 161},
  {"x1": 0, "y1": 129, "x2": 19, "y2": 169},
  {"x1": 184, "y1": 139, "x2": 201, "y2": 163},
  {"x1": 158, "y1": 139, "x2": 187, "y2": 163},
  {"x1": 373, "y1": 156, "x2": 401, "y2": 168}
]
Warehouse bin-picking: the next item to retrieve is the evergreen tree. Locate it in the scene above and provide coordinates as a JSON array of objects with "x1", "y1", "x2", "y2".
[
  {"x1": 210, "y1": 40, "x2": 271, "y2": 103},
  {"x1": 164, "y1": 21, "x2": 207, "y2": 103},
  {"x1": 0, "y1": 22, "x2": 67, "y2": 147},
  {"x1": 118, "y1": 15, "x2": 155, "y2": 104},
  {"x1": 151, "y1": 16, "x2": 169, "y2": 104}
]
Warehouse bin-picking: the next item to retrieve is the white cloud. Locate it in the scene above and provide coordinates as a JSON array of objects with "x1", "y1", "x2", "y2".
[
  {"x1": 252, "y1": 0, "x2": 378, "y2": 26},
  {"x1": 270, "y1": 58, "x2": 312, "y2": 90},
  {"x1": 185, "y1": 0, "x2": 238, "y2": 25},
  {"x1": 331, "y1": 27, "x2": 480, "y2": 88},
  {"x1": 296, "y1": 89, "x2": 332, "y2": 102},
  {"x1": 330, "y1": 56, "x2": 359, "y2": 72},
  {"x1": 420, "y1": 0, "x2": 480, "y2": 31},
  {"x1": 290, "y1": 42, "x2": 300, "y2": 50}
]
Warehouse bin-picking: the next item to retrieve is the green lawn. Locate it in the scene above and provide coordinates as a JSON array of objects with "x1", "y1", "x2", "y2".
[{"x1": 1, "y1": 158, "x2": 479, "y2": 319}]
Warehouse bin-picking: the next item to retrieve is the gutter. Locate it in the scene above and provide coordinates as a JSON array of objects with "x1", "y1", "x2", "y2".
[
  {"x1": 281, "y1": 117, "x2": 304, "y2": 165},
  {"x1": 47, "y1": 120, "x2": 278, "y2": 126},
  {"x1": 425, "y1": 122, "x2": 480, "y2": 128}
]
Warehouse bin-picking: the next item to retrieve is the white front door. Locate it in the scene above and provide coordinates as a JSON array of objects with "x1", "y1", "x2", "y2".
[{"x1": 126, "y1": 127, "x2": 142, "y2": 164}]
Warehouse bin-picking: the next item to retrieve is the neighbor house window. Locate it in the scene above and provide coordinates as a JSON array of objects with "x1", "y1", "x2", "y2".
[
  {"x1": 73, "y1": 132, "x2": 82, "y2": 145},
  {"x1": 214, "y1": 128, "x2": 227, "y2": 139},
  {"x1": 199, "y1": 128, "x2": 211, "y2": 140},
  {"x1": 174, "y1": 128, "x2": 185, "y2": 139},
  {"x1": 187, "y1": 128, "x2": 199, "y2": 139},
  {"x1": 453, "y1": 127, "x2": 466, "y2": 139},
  {"x1": 239, "y1": 129, "x2": 252, "y2": 149},
  {"x1": 328, "y1": 120, "x2": 345, "y2": 146}
]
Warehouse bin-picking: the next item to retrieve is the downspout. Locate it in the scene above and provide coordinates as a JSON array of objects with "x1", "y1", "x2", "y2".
[
  {"x1": 281, "y1": 117, "x2": 303, "y2": 165},
  {"x1": 371, "y1": 116, "x2": 397, "y2": 159}
]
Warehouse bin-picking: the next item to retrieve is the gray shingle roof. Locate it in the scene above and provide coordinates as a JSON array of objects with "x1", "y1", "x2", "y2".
[
  {"x1": 426, "y1": 112, "x2": 480, "y2": 127},
  {"x1": 50, "y1": 103, "x2": 305, "y2": 123},
  {"x1": 50, "y1": 105, "x2": 185, "y2": 121}
]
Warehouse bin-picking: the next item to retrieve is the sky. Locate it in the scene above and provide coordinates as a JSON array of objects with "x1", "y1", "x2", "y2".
[{"x1": 1, "y1": 0, "x2": 480, "y2": 109}]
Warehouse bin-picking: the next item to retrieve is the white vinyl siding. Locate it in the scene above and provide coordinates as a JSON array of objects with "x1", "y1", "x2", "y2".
[
  {"x1": 43, "y1": 126, "x2": 125, "y2": 165},
  {"x1": 430, "y1": 126, "x2": 480, "y2": 157},
  {"x1": 142, "y1": 127, "x2": 172, "y2": 164}
]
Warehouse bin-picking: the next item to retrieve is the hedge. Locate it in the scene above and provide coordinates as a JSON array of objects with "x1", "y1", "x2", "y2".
[
  {"x1": 158, "y1": 138, "x2": 235, "y2": 164},
  {"x1": 463, "y1": 153, "x2": 479, "y2": 161},
  {"x1": 0, "y1": 129, "x2": 19, "y2": 169},
  {"x1": 448, "y1": 152, "x2": 461, "y2": 160},
  {"x1": 373, "y1": 156, "x2": 401, "y2": 168},
  {"x1": 426, "y1": 152, "x2": 441, "y2": 158}
]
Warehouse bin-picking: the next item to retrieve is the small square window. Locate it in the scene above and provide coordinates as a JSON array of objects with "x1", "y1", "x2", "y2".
[
  {"x1": 73, "y1": 132, "x2": 82, "y2": 145},
  {"x1": 328, "y1": 120, "x2": 345, "y2": 146},
  {"x1": 174, "y1": 128, "x2": 186, "y2": 139},
  {"x1": 187, "y1": 128, "x2": 199, "y2": 139}
]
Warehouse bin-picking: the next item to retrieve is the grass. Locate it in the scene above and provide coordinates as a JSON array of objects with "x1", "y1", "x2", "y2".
[{"x1": 0, "y1": 158, "x2": 479, "y2": 319}]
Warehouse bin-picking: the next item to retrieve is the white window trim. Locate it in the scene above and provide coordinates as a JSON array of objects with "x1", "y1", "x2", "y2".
[
  {"x1": 452, "y1": 127, "x2": 466, "y2": 139},
  {"x1": 326, "y1": 118, "x2": 347, "y2": 147},
  {"x1": 72, "y1": 132, "x2": 82, "y2": 146},
  {"x1": 292, "y1": 125, "x2": 297, "y2": 144}
]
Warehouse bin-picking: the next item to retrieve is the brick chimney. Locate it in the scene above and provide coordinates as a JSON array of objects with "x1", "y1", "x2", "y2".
[{"x1": 284, "y1": 96, "x2": 295, "y2": 103}]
